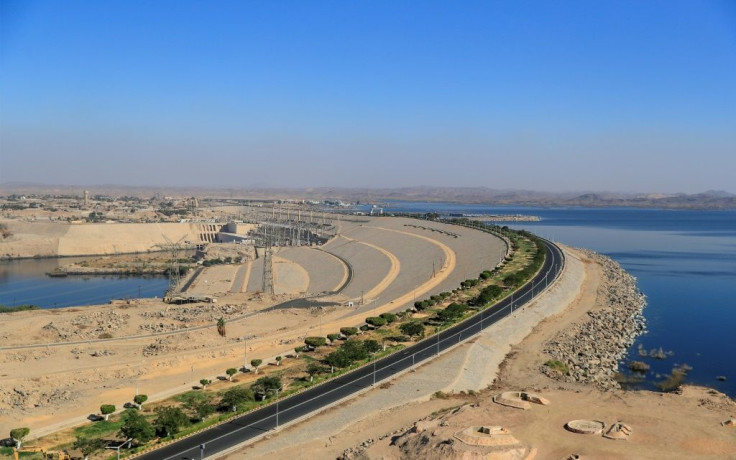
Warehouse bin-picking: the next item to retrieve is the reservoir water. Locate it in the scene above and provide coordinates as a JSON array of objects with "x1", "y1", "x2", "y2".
[
  {"x1": 374, "y1": 202, "x2": 736, "y2": 396},
  {"x1": 0, "y1": 256, "x2": 169, "y2": 309}
]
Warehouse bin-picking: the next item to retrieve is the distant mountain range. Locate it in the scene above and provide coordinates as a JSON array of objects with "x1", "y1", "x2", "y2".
[
  {"x1": 305, "y1": 187, "x2": 736, "y2": 209},
  {"x1": 1, "y1": 183, "x2": 734, "y2": 210}
]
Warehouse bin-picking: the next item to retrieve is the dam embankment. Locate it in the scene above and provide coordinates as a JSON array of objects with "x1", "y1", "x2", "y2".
[{"x1": 0, "y1": 221, "x2": 221, "y2": 259}]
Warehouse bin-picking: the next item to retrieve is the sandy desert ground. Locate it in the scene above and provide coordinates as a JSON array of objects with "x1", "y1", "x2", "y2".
[{"x1": 0, "y1": 217, "x2": 505, "y2": 439}]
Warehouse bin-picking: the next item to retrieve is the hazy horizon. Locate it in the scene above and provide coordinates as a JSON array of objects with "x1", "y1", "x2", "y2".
[
  {"x1": 2, "y1": 181, "x2": 733, "y2": 199},
  {"x1": 2, "y1": 1, "x2": 735, "y2": 193}
]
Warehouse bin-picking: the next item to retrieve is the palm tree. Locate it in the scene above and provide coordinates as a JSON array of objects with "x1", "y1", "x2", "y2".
[{"x1": 217, "y1": 317, "x2": 226, "y2": 337}]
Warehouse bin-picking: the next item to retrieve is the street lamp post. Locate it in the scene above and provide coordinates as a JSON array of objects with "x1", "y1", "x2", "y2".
[
  {"x1": 105, "y1": 438, "x2": 131, "y2": 460},
  {"x1": 267, "y1": 388, "x2": 281, "y2": 429},
  {"x1": 510, "y1": 291, "x2": 514, "y2": 313}
]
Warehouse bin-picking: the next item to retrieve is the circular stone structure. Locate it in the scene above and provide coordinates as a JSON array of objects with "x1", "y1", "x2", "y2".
[
  {"x1": 565, "y1": 419, "x2": 606, "y2": 435},
  {"x1": 493, "y1": 392, "x2": 531, "y2": 410},
  {"x1": 454, "y1": 426, "x2": 520, "y2": 447}
]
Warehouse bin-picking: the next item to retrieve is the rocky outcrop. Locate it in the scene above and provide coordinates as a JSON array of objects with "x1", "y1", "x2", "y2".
[{"x1": 542, "y1": 250, "x2": 646, "y2": 389}]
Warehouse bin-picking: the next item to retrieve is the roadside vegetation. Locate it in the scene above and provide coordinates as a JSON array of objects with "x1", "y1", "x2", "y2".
[{"x1": 12, "y1": 222, "x2": 547, "y2": 459}]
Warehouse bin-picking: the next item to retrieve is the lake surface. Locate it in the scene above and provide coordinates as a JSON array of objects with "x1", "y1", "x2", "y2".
[
  {"x1": 0, "y1": 256, "x2": 169, "y2": 308},
  {"x1": 374, "y1": 202, "x2": 736, "y2": 396}
]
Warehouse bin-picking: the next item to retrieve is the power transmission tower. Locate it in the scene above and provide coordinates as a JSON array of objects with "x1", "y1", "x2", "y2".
[
  {"x1": 159, "y1": 235, "x2": 187, "y2": 297},
  {"x1": 261, "y1": 223, "x2": 275, "y2": 295}
]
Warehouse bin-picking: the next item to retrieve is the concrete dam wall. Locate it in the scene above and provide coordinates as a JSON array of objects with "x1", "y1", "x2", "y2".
[{"x1": 0, "y1": 221, "x2": 221, "y2": 259}]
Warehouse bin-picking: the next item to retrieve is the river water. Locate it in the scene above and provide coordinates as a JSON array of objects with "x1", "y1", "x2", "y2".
[
  {"x1": 373, "y1": 202, "x2": 736, "y2": 396},
  {"x1": 0, "y1": 256, "x2": 169, "y2": 308}
]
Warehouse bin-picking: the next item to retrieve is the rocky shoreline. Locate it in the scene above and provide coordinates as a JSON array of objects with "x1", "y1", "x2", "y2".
[{"x1": 542, "y1": 249, "x2": 647, "y2": 389}]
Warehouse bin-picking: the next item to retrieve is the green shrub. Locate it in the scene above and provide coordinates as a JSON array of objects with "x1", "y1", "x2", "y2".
[
  {"x1": 544, "y1": 360, "x2": 569, "y2": 374},
  {"x1": 305, "y1": 336, "x2": 327, "y2": 348},
  {"x1": 219, "y1": 386, "x2": 254, "y2": 410},
  {"x1": 325, "y1": 350, "x2": 352, "y2": 369},
  {"x1": 340, "y1": 340, "x2": 369, "y2": 361},
  {"x1": 9, "y1": 427, "x2": 29, "y2": 448},
  {"x1": 379, "y1": 312, "x2": 397, "y2": 324},
  {"x1": 119, "y1": 409, "x2": 155, "y2": 444},
  {"x1": 436, "y1": 303, "x2": 468, "y2": 322},
  {"x1": 153, "y1": 406, "x2": 190, "y2": 437},
  {"x1": 0, "y1": 305, "x2": 40, "y2": 314},
  {"x1": 251, "y1": 376, "x2": 282, "y2": 397},
  {"x1": 340, "y1": 327, "x2": 358, "y2": 337},
  {"x1": 386, "y1": 335, "x2": 410, "y2": 342},
  {"x1": 363, "y1": 339, "x2": 382, "y2": 353},
  {"x1": 133, "y1": 394, "x2": 148, "y2": 408},
  {"x1": 73, "y1": 436, "x2": 105, "y2": 457},
  {"x1": 399, "y1": 321, "x2": 425, "y2": 338},
  {"x1": 365, "y1": 316, "x2": 387, "y2": 327},
  {"x1": 100, "y1": 404, "x2": 115, "y2": 420}
]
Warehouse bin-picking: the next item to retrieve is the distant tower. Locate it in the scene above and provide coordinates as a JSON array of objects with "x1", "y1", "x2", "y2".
[
  {"x1": 261, "y1": 223, "x2": 275, "y2": 295},
  {"x1": 188, "y1": 197, "x2": 199, "y2": 215},
  {"x1": 83, "y1": 190, "x2": 90, "y2": 207}
]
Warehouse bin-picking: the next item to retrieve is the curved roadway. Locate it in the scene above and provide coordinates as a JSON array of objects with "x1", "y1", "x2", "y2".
[{"x1": 136, "y1": 238, "x2": 565, "y2": 460}]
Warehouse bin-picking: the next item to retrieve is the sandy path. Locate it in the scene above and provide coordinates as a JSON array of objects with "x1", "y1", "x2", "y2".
[{"x1": 230, "y1": 261, "x2": 253, "y2": 293}]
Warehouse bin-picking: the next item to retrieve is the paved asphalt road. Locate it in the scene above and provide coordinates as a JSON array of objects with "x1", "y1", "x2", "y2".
[{"x1": 137, "y1": 239, "x2": 564, "y2": 460}]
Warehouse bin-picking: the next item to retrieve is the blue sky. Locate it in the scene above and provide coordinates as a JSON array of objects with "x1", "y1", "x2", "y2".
[{"x1": 1, "y1": 0, "x2": 735, "y2": 192}]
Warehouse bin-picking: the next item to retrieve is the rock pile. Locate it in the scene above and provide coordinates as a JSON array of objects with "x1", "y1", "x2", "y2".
[
  {"x1": 142, "y1": 337, "x2": 176, "y2": 357},
  {"x1": 543, "y1": 250, "x2": 646, "y2": 389},
  {"x1": 42, "y1": 310, "x2": 130, "y2": 341},
  {"x1": 0, "y1": 385, "x2": 77, "y2": 411},
  {"x1": 143, "y1": 303, "x2": 245, "y2": 324}
]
